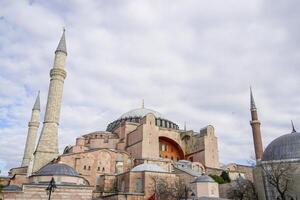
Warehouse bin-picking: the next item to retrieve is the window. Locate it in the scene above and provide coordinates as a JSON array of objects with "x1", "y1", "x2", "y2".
[
  {"x1": 88, "y1": 166, "x2": 91, "y2": 170},
  {"x1": 84, "y1": 165, "x2": 86, "y2": 170},
  {"x1": 165, "y1": 155, "x2": 168, "y2": 159},
  {"x1": 171, "y1": 156, "x2": 174, "y2": 160},
  {"x1": 97, "y1": 167, "x2": 100, "y2": 171},
  {"x1": 165, "y1": 144, "x2": 168, "y2": 151},
  {"x1": 102, "y1": 167, "x2": 105, "y2": 172}
]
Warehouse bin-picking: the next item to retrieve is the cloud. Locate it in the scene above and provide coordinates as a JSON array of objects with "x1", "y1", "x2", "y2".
[{"x1": 0, "y1": 0, "x2": 300, "y2": 174}]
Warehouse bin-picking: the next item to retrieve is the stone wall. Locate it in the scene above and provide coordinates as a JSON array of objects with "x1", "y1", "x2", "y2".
[{"x1": 2, "y1": 184, "x2": 93, "y2": 200}]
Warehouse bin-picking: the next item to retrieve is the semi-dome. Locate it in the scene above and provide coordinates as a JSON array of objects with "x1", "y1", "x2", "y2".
[
  {"x1": 131, "y1": 163, "x2": 167, "y2": 173},
  {"x1": 192, "y1": 175, "x2": 215, "y2": 183},
  {"x1": 35, "y1": 163, "x2": 80, "y2": 177},
  {"x1": 262, "y1": 131, "x2": 300, "y2": 161}
]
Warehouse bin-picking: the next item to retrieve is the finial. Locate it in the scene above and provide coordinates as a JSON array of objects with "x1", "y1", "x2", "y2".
[
  {"x1": 33, "y1": 91, "x2": 40, "y2": 111},
  {"x1": 55, "y1": 28, "x2": 67, "y2": 55},
  {"x1": 250, "y1": 86, "x2": 256, "y2": 110},
  {"x1": 141, "y1": 99, "x2": 144, "y2": 108},
  {"x1": 184, "y1": 121, "x2": 186, "y2": 131},
  {"x1": 291, "y1": 120, "x2": 297, "y2": 133}
]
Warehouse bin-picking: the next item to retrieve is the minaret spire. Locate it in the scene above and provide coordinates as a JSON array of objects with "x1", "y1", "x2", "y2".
[
  {"x1": 55, "y1": 28, "x2": 67, "y2": 55},
  {"x1": 249, "y1": 87, "x2": 264, "y2": 161},
  {"x1": 32, "y1": 30, "x2": 68, "y2": 172},
  {"x1": 291, "y1": 120, "x2": 297, "y2": 133},
  {"x1": 250, "y1": 86, "x2": 256, "y2": 110},
  {"x1": 32, "y1": 91, "x2": 40, "y2": 111},
  {"x1": 21, "y1": 91, "x2": 41, "y2": 167}
]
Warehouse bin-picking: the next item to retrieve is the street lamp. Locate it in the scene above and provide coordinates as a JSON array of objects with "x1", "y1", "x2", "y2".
[
  {"x1": 46, "y1": 177, "x2": 57, "y2": 200},
  {"x1": 191, "y1": 191, "x2": 195, "y2": 200}
]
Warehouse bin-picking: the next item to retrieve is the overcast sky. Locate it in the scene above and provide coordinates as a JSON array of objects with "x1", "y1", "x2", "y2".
[{"x1": 0, "y1": 0, "x2": 299, "y2": 175}]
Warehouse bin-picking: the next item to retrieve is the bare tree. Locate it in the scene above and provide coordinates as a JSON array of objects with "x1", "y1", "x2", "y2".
[
  {"x1": 227, "y1": 177, "x2": 258, "y2": 200},
  {"x1": 169, "y1": 179, "x2": 190, "y2": 200},
  {"x1": 149, "y1": 176, "x2": 189, "y2": 200},
  {"x1": 149, "y1": 176, "x2": 172, "y2": 200},
  {"x1": 262, "y1": 161, "x2": 295, "y2": 200}
]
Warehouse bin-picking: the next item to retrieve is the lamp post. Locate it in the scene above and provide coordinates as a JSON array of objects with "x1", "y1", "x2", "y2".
[
  {"x1": 46, "y1": 177, "x2": 57, "y2": 200},
  {"x1": 191, "y1": 191, "x2": 195, "y2": 200}
]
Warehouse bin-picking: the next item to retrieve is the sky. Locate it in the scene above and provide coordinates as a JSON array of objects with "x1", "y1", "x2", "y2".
[{"x1": 0, "y1": 0, "x2": 300, "y2": 175}]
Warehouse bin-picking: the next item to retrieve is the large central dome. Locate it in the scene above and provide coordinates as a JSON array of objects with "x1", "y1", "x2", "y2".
[
  {"x1": 106, "y1": 107, "x2": 179, "y2": 132},
  {"x1": 119, "y1": 108, "x2": 163, "y2": 119}
]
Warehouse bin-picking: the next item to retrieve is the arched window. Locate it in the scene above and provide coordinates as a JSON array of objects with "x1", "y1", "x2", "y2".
[
  {"x1": 84, "y1": 165, "x2": 86, "y2": 170},
  {"x1": 88, "y1": 166, "x2": 91, "y2": 170}
]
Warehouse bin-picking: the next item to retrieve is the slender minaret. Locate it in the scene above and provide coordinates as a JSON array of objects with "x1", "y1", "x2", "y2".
[
  {"x1": 32, "y1": 30, "x2": 67, "y2": 172},
  {"x1": 250, "y1": 87, "x2": 263, "y2": 160},
  {"x1": 21, "y1": 92, "x2": 40, "y2": 167}
]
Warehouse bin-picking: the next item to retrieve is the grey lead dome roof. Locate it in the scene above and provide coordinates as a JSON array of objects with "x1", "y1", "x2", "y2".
[
  {"x1": 131, "y1": 163, "x2": 167, "y2": 172},
  {"x1": 192, "y1": 175, "x2": 215, "y2": 183},
  {"x1": 262, "y1": 132, "x2": 300, "y2": 161},
  {"x1": 119, "y1": 108, "x2": 163, "y2": 119},
  {"x1": 35, "y1": 163, "x2": 80, "y2": 177}
]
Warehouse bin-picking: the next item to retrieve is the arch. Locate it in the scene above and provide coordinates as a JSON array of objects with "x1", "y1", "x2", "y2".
[{"x1": 159, "y1": 136, "x2": 184, "y2": 160}]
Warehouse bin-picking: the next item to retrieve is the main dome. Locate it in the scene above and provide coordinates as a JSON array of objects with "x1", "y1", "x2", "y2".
[
  {"x1": 106, "y1": 107, "x2": 179, "y2": 132},
  {"x1": 119, "y1": 108, "x2": 163, "y2": 119},
  {"x1": 262, "y1": 131, "x2": 300, "y2": 161}
]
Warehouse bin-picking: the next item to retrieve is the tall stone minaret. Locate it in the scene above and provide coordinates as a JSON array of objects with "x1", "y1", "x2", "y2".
[
  {"x1": 21, "y1": 92, "x2": 40, "y2": 167},
  {"x1": 250, "y1": 87, "x2": 263, "y2": 160},
  {"x1": 32, "y1": 30, "x2": 67, "y2": 172}
]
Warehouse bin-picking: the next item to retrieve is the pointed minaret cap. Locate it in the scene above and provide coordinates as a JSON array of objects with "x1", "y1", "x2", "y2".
[
  {"x1": 32, "y1": 91, "x2": 40, "y2": 111},
  {"x1": 250, "y1": 87, "x2": 256, "y2": 110},
  {"x1": 291, "y1": 120, "x2": 297, "y2": 133},
  {"x1": 55, "y1": 28, "x2": 67, "y2": 55}
]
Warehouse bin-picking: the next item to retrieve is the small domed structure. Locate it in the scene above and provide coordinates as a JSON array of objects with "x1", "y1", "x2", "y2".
[
  {"x1": 192, "y1": 175, "x2": 215, "y2": 183},
  {"x1": 31, "y1": 163, "x2": 88, "y2": 186},
  {"x1": 35, "y1": 163, "x2": 80, "y2": 177},
  {"x1": 131, "y1": 163, "x2": 167, "y2": 173},
  {"x1": 2, "y1": 185, "x2": 22, "y2": 191},
  {"x1": 262, "y1": 131, "x2": 300, "y2": 161}
]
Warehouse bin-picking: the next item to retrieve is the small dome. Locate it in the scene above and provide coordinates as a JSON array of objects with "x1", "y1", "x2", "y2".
[
  {"x1": 131, "y1": 163, "x2": 167, "y2": 172},
  {"x1": 120, "y1": 108, "x2": 163, "y2": 119},
  {"x1": 192, "y1": 175, "x2": 215, "y2": 183},
  {"x1": 262, "y1": 132, "x2": 300, "y2": 161},
  {"x1": 3, "y1": 185, "x2": 22, "y2": 191},
  {"x1": 35, "y1": 163, "x2": 79, "y2": 177}
]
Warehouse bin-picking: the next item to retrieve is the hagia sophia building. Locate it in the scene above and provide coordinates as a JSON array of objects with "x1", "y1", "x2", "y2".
[
  {"x1": 0, "y1": 30, "x2": 225, "y2": 200},
  {"x1": 1, "y1": 30, "x2": 299, "y2": 200}
]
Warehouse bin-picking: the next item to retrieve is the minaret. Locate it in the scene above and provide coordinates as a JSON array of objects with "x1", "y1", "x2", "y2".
[
  {"x1": 32, "y1": 30, "x2": 67, "y2": 172},
  {"x1": 250, "y1": 87, "x2": 263, "y2": 160},
  {"x1": 21, "y1": 92, "x2": 40, "y2": 167}
]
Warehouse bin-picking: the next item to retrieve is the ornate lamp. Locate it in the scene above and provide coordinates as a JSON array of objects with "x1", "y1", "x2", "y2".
[{"x1": 46, "y1": 177, "x2": 57, "y2": 200}]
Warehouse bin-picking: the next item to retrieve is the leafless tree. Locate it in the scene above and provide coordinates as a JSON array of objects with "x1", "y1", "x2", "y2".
[
  {"x1": 149, "y1": 176, "x2": 189, "y2": 200},
  {"x1": 262, "y1": 161, "x2": 295, "y2": 200},
  {"x1": 227, "y1": 177, "x2": 258, "y2": 200}
]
